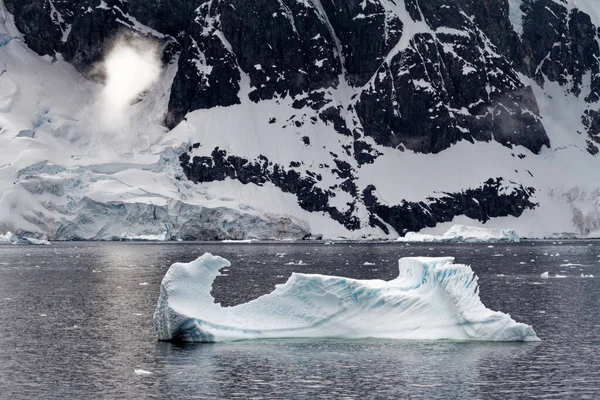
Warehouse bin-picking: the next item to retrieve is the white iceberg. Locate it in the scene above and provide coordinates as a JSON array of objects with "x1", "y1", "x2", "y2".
[
  {"x1": 0, "y1": 231, "x2": 16, "y2": 243},
  {"x1": 12, "y1": 237, "x2": 50, "y2": 245},
  {"x1": 398, "y1": 225, "x2": 520, "y2": 243},
  {"x1": 153, "y1": 254, "x2": 538, "y2": 343},
  {"x1": 119, "y1": 231, "x2": 168, "y2": 241}
]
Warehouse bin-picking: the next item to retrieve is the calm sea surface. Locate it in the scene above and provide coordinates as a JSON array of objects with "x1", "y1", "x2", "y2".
[{"x1": 0, "y1": 241, "x2": 598, "y2": 399}]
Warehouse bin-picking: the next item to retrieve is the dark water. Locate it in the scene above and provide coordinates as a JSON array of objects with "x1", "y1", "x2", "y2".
[{"x1": 0, "y1": 241, "x2": 598, "y2": 399}]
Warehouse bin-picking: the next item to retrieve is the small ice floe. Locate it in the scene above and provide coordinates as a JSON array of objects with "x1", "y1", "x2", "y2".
[
  {"x1": 40, "y1": 314, "x2": 47, "y2": 317},
  {"x1": 538, "y1": 311, "x2": 546, "y2": 314},
  {"x1": 134, "y1": 369, "x2": 152, "y2": 376},
  {"x1": 285, "y1": 260, "x2": 306, "y2": 266},
  {"x1": 540, "y1": 272, "x2": 549, "y2": 279},
  {"x1": 555, "y1": 274, "x2": 567, "y2": 278},
  {"x1": 139, "y1": 282, "x2": 149, "y2": 286},
  {"x1": 560, "y1": 263, "x2": 587, "y2": 267},
  {"x1": 222, "y1": 239, "x2": 253, "y2": 243},
  {"x1": 132, "y1": 313, "x2": 143, "y2": 316},
  {"x1": 496, "y1": 274, "x2": 505, "y2": 277},
  {"x1": 492, "y1": 253, "x2": 504, "y2": 257},
  {"x1": 487, "y1": 245, "x2": 494, "y2": 248},
  {"x1": 363, "y1": 262, "x2": 376, "y2": 266},
  {"x1": 275, "y1": 253, "x2": 287, "y2": 258},
  {"x1": 581, "y1": 274, "x2": 594, "y2": 278},
  {"x1": 519, "y1": 262, "x2": 526, "y2": 265}
]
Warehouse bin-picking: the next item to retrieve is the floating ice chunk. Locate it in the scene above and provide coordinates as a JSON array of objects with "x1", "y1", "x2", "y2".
[
  {"x1": 120, "y1": 231, "x2": 168, "y2": 241},
  {"x1": 153, "y1": 254, "x2": 539, "y2": 343},
  {"x1": 0, "y1": 232, "x2": 16, "y2": 243},
  {"x1": 285, "y1": 260, "x2": 306, "y2": 266},
  {"x1": 540, "y1": 272, "x2": 549, "y2": 279},
  {"x1": 221, "y1": 239, "x2": 253, "y2": 243},
  {"x1": 139, "y1": 282, "x2": 149, "y2": 286},
  {"x1": 581, "y1": 274, "x2": 594, "y2": 278},
  {"x1": 555, "y1": 274, "x2": 567, "y2": 278},
  {"x1": 134, "y1": 369, "x2": 152, "y2": 376},
  {"x1": 398, "y1": 225, "x2": 520, "y2": 243},
  {"x1": 13, "y1": 237, "x2": 50, "y2": 245},
  {"x1": 363, "y1": 262, "x2": 376, "y2": 266}
]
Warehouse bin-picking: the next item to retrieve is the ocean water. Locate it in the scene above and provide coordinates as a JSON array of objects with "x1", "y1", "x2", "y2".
[{"x1": 0, "y1": 241, "x2": 598, "y2": 399}]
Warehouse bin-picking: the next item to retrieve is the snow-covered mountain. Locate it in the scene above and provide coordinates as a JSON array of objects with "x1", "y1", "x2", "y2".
[{"x1": 1, "y1": 0, "x2": 600, "y2": 240}]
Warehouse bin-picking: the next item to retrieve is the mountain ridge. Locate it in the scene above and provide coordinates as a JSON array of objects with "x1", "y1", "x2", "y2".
[{"x1": 1, "y1": 0, "x2": 600, "y2": 239}]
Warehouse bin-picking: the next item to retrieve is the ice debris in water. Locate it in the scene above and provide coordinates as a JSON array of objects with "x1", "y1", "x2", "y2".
[
  {"x1": 0, "y1": 232, "x2": 16, "y2": 243},
  {"x1": 581, "y1": 274, "x2": 594, "y2": 278},
  {"x1": 540, "y1": 272, "x2": 549, "y2": 279},
  {"x1": 2, "y1": 233, "x2": 50, "y2": 245},
  {"x1": 134, "y1": 369, "x2": 152, "y2": 376},
  {"x1": 153, "y1": 254, "x2": 539, "y2": 343},
  {"x1": 397, "y1": 225, "x2": 520, "y2": 243}
]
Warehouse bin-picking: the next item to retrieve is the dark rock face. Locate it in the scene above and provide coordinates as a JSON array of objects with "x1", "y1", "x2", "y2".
[
  {"x1": 179, "y1": 146, "x2": 537, "y2": 235},
  {"x1": 363, "y1": 178, "x2": 537, "y2": 235},
  {"x1": 6, "y1": 0, "x2": 600, "y2": 235},
  {"x1": 180, "y1": 146, "x2": 360, "y2": 230},
  {"x1": 7, "y1": 0, "x2": 566, "y2": 155}
]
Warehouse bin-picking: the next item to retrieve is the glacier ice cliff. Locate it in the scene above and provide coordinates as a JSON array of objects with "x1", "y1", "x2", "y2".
[{"x1": 153, "y1": 254, "x2": 539, "y2": 342}]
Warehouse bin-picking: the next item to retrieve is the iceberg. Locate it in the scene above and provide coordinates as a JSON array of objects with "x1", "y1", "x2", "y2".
[
  {"x1": 398, "y1": 225, "x2": 520, "y2": 243},
  {"x1": 0, "y1": 231, "x2": 16, "y2": 243},
  {"x1": 119, "y1": 231, "x2": 169, "y2": 241},
  {"x1": 12, "y1": 237, "x2": 50, "y2": 245},
  {"x1": 153, "y1": 254, "x2": 538, "y2": 343}
]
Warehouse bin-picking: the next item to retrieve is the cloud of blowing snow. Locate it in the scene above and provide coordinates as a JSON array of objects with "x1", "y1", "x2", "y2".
[{"x1": 93, "y1": 35, "x2": 162, "y2": 150}]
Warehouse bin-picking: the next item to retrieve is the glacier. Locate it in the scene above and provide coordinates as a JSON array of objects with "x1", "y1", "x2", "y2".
[
  {"x1": 397, "y1": 225, "x2": 520, "y2": 243},
  {"x1": 153, "y1": 254, "x2": 539, "y2": 343}
]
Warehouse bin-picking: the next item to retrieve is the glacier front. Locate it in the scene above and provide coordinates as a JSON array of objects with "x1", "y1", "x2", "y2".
[{"x1": 153, "y1": 254, "x2": 538, "y2": 342}]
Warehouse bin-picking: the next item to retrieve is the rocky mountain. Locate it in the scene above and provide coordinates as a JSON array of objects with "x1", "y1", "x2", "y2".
[{"x1": 1, "y1": 0, "x2": 600, "y2": 240}]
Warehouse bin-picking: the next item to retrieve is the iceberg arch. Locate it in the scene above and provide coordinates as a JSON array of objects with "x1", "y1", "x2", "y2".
[{"x1": 153, "y1": 254, "x2": 538, "y2": 342}]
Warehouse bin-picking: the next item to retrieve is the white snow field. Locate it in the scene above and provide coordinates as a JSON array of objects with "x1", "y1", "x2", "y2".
[
  {"x1": 1, "y1": 1, "x2": 600, "y2": 239},
  {"x1": 153, "y1": 253, "x2": 539, "y2": 342},
  {"x1": 398, "y1": 225, "x2": 520, "y2": 243}
]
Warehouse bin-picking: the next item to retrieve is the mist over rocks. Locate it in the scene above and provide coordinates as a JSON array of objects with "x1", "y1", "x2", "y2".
[{"x1": 2, "y1": 0, "x2": 600, "y2": 239}]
